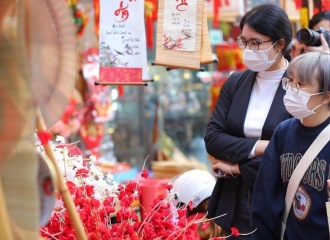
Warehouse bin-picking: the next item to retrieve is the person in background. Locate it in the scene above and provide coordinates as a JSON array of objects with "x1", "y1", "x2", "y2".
[
  {"x1": 251, "y1": 52, "x2": 330, "y2": 240},
  {"x1": 290, "y1": 11, "x2": 330, "y2": 58},
  {"x1": 204, "y1": 4, "x2": 292, "y2": 239},
  {"x1": 168, "y1": 169, "x2": 221, "y2": 239}
]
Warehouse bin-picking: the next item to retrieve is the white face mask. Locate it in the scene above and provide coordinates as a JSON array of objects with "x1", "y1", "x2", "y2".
[
  {"x1": 283, "y1": 89, "x2": 324, "y2": 119},
  {"x1": 243, "y1": 41, "x2": 280, "y2": 72}
]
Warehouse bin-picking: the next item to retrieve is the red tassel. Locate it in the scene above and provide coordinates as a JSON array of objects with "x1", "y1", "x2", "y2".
[
  {"x1": 145, "y1": 0, "x2": 157, "y2": 49},
  {"x1": 213, "y1": 0, "x2": 220, "y2": 28},
  {"x1": 322, "y1": 0, "x2": 330, "y2": 11},
  {"x1": 118, "y1": 85, "x2": 124, "y2": 97},
  {"x1": 313, "y1": 7, "x2": 320, "y2": 15},
  {"x1": 93, "y1": 0, "x2": 100, "y2": 39},
  {"x1": 145, "y1": 2, "x2": 153, "y2": 49},
  {"x1": 145, "y1": 16, "x2": 153, "y2": 49},
  {"x1": 295, "y1": 0, "x2": 302, "y2": 9}
]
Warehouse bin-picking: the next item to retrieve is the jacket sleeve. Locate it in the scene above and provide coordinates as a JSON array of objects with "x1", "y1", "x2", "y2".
[
  {"x1": 251, "y1": 127, "x2": 285, "y2": 240},
  {"x1": 204, "y1": 71, "x2": 258, "y2": 163}
]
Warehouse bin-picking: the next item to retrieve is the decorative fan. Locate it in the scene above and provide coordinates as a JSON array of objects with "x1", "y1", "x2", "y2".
[
  {"x1": 26, "y1": 0, "x2": 88, "y2": 238},
  {"x1": 0, "y1": 0, "x2": 81, "y2": 239},
  {"x1": 26, "y1": 0, "x2": 77, "y2": 127}
]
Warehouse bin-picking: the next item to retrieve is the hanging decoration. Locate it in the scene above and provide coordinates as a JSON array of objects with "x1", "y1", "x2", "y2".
[
  {"x1": 82, "y1": 48, "x2": 114, "y2": 124},
  {"x1": 79, "y1": 47, "x2": 115, "y2": 157},
  {"x1": 313, "y1": 0, "x2": 321, "y2": 14},
  {"x1": 164, "y1": 3, "x2": 218, "y2": 71},
  {"x1": 294, "y1": 0, "x2": 310, "y2": 28},
  {"x1": 98, "y1": 0, "x2": 150, "y2": 90},
  {"x1": 213, "y1": 0, "x2": 220, "y2": 28},
  {"x1": 321, "y1": 0, "x2": 330, "y2": 11},
  {"x1": 213, "y1": 0, "x2": 229, "y2": 28},
  {"x1": 145, "y1": 0, "x2": 158, "y2": 50},
  {"x1": 295, "y1": 0, "x2": 303, "y2": 9},
  {"x1": 300, "y1": 0, "x2": 310, "y2": 28},
  {"x1": 215, "y1": 42, "x2": 244, "y2": 72},
  {"x1": 67, "y1": 0, "x2": 89, "y2": 38},
  {"x1": 153, "y1": 0, "x2": 216, "y2": 70},
  {"x1": 93, "y1": 0, "x2": 100, "y2": 38}
]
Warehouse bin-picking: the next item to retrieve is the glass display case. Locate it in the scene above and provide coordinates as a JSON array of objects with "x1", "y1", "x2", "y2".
[{"x1": 110, "y1": 65, "x2": 212, "y2": 169}]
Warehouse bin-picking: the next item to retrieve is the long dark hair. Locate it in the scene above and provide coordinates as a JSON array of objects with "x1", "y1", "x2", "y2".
[{"x1": 240, "y1": 4, "x2": 292, "y2": 58}]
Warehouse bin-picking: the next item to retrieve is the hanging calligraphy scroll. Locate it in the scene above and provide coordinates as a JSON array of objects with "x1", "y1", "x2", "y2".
[
  {"x1": 98, "y1": 0, "x2": 149, "y2": 86},
  {"x1": 200, "y1": 3, "x2": 218, "y2": 65},
  {"x1": 165, "y1": 4, "x2": 217, "y2": 71},
  {"x1": 153, "y1": 0, "x2": 203, "y2": 70}
]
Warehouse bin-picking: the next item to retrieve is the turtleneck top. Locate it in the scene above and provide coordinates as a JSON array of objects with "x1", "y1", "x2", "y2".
[{"x1": 244, "y1": 61, "x2": 288, "y2": 156}]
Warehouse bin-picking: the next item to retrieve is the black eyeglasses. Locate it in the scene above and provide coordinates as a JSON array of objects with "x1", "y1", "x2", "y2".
[{"x1": 236, "y1": 37, "x2": 273, "y2": 52}]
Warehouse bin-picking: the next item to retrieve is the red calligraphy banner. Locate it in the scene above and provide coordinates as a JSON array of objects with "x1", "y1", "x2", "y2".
[
  {"x1": 99, "y1": 67, "x2": 142, "y2": 82},
  {"x1": 98, "y1": 0, "x2": 149, "y2": 87}
]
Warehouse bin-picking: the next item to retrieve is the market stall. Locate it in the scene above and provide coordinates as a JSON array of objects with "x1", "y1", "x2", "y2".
[{"x1": 1, "y1": 0, "x2": 330, "y2": 239}]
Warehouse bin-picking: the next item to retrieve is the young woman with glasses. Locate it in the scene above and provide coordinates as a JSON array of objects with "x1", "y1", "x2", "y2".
[
  {"x1": 204, "y1": 4, "x2": 292, "y2": 239},
  {"x1": 251, "y1": 52, "x2": 330, "y2": 239}
]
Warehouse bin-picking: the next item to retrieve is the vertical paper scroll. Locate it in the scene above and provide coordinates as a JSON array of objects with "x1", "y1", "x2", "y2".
[
  {"x1": 154, "y1": 0, "x2": 216, "y2": 70},
  {"x1": 99, "y1": 0, "x2": 149, "y2": 83},
  {"x1": 154, "y1": 0, "x2": 203, "y2": 70}
]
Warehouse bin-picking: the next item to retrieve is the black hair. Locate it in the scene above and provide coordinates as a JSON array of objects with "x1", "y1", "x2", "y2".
[
  {"x1": 239, "y1": 4, "x2": 292, "y2": 57},
  {"x1": 309, "y1": 11, "x2": 330, "y2": 29}
]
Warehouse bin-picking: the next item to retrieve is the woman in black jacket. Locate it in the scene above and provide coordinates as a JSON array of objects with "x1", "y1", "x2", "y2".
[{"x1": 204, "y1": 4, "x2": 292, "y2": 239}]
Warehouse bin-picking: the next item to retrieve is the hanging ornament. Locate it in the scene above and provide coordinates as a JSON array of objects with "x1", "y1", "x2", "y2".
[
  {"x1": 213, "y1": 0, "x2": 230, "y2": 28},
  {"x1": 67, "y1": 0, "x2": 89, "y2": 38},
  {"x1": 321, "y1": 0, "x2": 330, "y2": 11},
  {"x1": 300, "y1": 0, "x2": 309, "y2": 29},
  {"x1": 213, "y1": 0, "x2": 220, "y2": 28},
  {"x1": 97, "y1": 0, "x2": 151, "y2": 94},
  {"x1": 313, "y1": 0, "x2": 321, "y2": 14},
  {"x1": 93, "y1": 0, "x2": 100, "y2": 38},
  {"x1": 295, "y1": 0, "x2": 303, "y2": 9},
  {"x1": 145, "y1": 0, "x2": 158, "y2": 49}
]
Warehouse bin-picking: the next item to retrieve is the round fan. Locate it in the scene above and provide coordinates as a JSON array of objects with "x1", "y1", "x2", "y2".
[
  {"x1": 0, "y1": 0, "x2": 78, "y2": 238},
  {"x1": 26, "y1": 0, "x2": 77, "y2": 127}
]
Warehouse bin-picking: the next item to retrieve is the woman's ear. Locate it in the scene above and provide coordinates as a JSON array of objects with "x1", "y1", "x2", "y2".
[
  {"x1": 277, "y1": 39, "x2": 285, "y2": 50},
  {"x1": 323, "y1": 92, "x2": 330, "y2": 104}
]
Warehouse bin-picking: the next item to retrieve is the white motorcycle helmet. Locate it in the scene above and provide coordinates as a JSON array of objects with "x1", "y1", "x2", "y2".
[{"x1": 168, "y1": 169, "x2": 216, "y2": 209}]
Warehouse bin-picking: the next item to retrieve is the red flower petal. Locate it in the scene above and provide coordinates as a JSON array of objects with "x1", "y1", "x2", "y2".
[
  {"x1": 37, "y1": 131, "x2": 51, "y2": 145},
  {"x1": 140, "y1": 168, "x2": 149, "y2": 179},
  {"x1": 164, "y1": 184, "x2": 173, "y2": 191},
  {"x1": 188, "y1": 200, "x2": 194, "y2": 211},
  {"x1": 231, "y1": 227, "x2": 240, "y2": 236},
  {"x1": 201, "y1": 222, "x2": 210, "y2": 230}
]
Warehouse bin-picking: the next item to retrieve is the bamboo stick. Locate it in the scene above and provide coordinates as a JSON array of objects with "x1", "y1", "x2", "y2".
[
  {"x1": 0, "y1": 178, "x2": 14, "y2": 240},
  {"x1": 94, "y1": 81, "x2": 148, "y2": 86},
  {"x1": 35, "y1": 108, "x2": 88, "y2": 240},
  {"x1": 142, "y1": 79, "x2": 154, "y2": 82}
]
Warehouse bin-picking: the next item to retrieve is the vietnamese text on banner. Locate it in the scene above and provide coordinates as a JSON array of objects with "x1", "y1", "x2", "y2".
[{"x1": 99, "y1": 0, "x2": 149, "y2": 83}]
